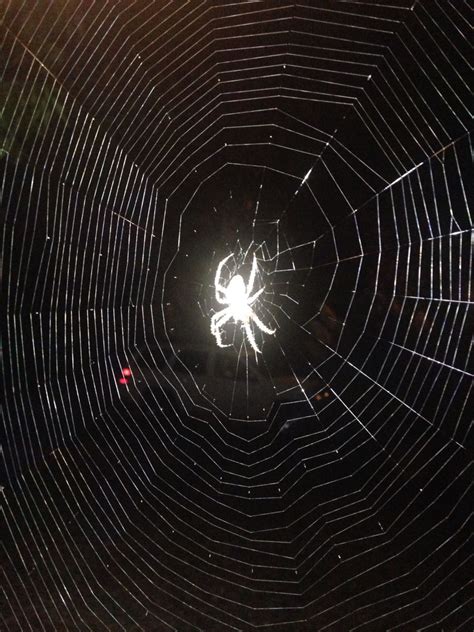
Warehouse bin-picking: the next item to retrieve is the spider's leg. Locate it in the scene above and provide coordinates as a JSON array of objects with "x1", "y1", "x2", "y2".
[
  {"x1": 244, "y1": 320, "x2": 260, "y2": 354},
  {"x1": 211, "y1": 309, "x2": 232, "y2": 347},
  {"x1": 247, "y1": 287, "x2": 264, "y2": 305},
  {"x1": 215, "y1": 310, "x2": 232, "y2": 329},
  {"x1": 246, "y1": 255, "x2": 258, "y2": 298},
  {"x1": 214, "y1": 254, "x2": 233, "y2": 304},
  {"x1": 211, "y1": 315, "x2": 225, "y2": 346},
  {"x1": 211, "y1": 308, "x2": 228, "y2": 335},
  {"x1": 249, "y1": 309, "x2": 276, "y2": 335},
  {"x1": 215, "y1": 286, "x2": 228, "y2": 305}
]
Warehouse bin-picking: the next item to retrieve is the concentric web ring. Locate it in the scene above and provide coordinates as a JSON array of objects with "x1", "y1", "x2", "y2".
[{"x1": 2, "y1": 1, "x2": 472, "y2": 630}]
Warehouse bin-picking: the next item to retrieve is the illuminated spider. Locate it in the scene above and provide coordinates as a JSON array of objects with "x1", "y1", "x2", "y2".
[{"x1": 211, "y1": 254, "x2": 275, "y2": 354}]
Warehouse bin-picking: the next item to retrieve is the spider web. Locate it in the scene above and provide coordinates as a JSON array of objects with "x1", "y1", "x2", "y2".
[{"x1": 1, "y1": 1, "x2": 472, "y2": 631}]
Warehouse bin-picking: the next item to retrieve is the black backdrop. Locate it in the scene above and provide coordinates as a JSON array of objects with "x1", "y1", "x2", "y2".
[{"x1": 2, "y1": 2, "x2": 472, "y2": 631}]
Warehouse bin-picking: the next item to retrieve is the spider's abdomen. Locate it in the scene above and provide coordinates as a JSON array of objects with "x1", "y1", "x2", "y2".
[{"x1": 227, "y1": 275, "x2": 249, "y2": 320}]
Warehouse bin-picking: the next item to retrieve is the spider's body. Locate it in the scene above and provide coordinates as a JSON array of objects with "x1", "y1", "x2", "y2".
[
  {"x1": 211, "y1": 254, "x2": 275, "y2": 354},
  {"x1": 225, "y1": 275, "x2": 247, "y2": 320}
]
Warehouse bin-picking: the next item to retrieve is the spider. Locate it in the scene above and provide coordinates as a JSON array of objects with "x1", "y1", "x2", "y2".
[{"x1": 211, "y1": 254, "x2": 275, "y2": 354}]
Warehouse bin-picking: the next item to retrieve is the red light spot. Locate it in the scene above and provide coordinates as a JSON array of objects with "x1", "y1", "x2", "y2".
[
  {"x1": 119, "y1": 377, "x2": 128, "y2": 384},
  {"x1": 122, "y1": 367, "x2": 131, "y2": 376}
]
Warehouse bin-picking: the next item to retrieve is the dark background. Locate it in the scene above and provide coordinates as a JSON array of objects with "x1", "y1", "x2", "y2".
[{"x1": 1, "y1": 1, "x2": 472, "y2": 631}]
